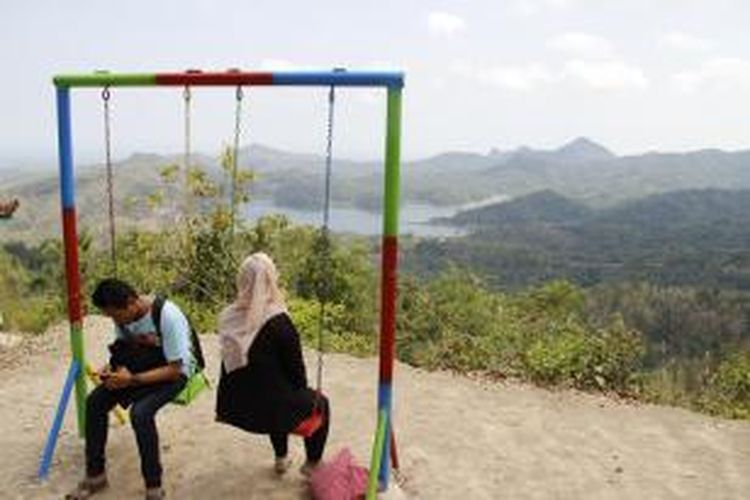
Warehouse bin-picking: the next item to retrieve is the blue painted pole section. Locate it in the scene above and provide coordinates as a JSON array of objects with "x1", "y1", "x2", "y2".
[
  {"x1": 272, "y1": 71, "x2": 404, "y2": 88},
  {"x1": 377, "y1": 383, "x2": 393, "y2": 487},
  {"x1": 39, "y1": 360, "x2": 81, "y2": 480},
  {"x1": 56, "y1": 87, "x2": 75, "y2": 209}
]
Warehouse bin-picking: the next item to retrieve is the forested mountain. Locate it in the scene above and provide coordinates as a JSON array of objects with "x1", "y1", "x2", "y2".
[{"x1": 408, "y1": 188, "x2": 750, "y2": 290}]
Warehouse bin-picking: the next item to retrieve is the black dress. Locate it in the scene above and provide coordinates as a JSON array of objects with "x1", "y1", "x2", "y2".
[{"x1": 215, "y1": 313, "x2": 316, "y2": 434}]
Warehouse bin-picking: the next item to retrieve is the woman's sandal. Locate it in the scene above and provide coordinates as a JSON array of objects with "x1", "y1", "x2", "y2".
[
  {"x1": 300, "y1": 460, "x2": 320, "y2": 477},
  {"x1": 64, "y1": 475, "x2": 109, "y2": 499},
  {"x1": 274, "y1": 456, "x2": 292, "y2": 475}
]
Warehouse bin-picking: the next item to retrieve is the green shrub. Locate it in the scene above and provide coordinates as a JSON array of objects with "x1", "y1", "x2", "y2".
[
  {"x1": 524, "y1": 317, "x2": 643, "y2": 393},
  {"x1": 396, "y1": 272, "x2": 645, "y2": 394},
  {"x1": 0, "y1": 246, "x2": 65, "y2": 333},
  {"x1": 2, "y1": 295, "x2": 62, "y2": 334},
  {"x1": 699, "y1": 352, "x2": 750, "y2": 419},
  {"x1": 289, "y1": 297, "x2": 375, "y2": 356}
]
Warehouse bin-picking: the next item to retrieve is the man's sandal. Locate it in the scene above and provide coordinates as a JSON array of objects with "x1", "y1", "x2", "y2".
[
  {"x1": 145, "y1": 487, "x2": 165, "y2": 500},
  {"x1": 64, "y1": 475, "x2": 109, "y2": 499}
]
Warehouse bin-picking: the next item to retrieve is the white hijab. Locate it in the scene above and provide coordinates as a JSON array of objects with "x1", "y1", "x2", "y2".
[{"x1": 218, "y1": 252, "x2": 288, "y2": 373}]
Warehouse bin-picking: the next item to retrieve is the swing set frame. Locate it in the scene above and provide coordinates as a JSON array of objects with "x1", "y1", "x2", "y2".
[{"x1": 43, "y1": 69, "x2": 404, "y2": 492}]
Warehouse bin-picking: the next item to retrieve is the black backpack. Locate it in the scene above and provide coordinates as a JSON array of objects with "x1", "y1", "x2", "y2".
[{"x1": 151, "y1": 295, "x2": 206, "y2": 371}]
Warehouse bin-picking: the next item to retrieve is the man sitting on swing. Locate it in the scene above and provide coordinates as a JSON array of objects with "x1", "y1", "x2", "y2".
[{"x1": 67, "y1": 279, "x2": 196, "y2": 500}]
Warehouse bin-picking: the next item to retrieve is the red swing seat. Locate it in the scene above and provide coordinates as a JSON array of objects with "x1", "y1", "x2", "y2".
[{"x1": 293, "y1": 407, "x2": 324, "y2": 437}]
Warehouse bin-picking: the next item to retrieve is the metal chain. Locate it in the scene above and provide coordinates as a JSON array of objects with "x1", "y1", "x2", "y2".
[
  {"x1": 323, "y1": 85, "x2": 335, "y2": 231},
  {"x1": 316, "y1": 84, "x2": 336, "y2": 397},
  {"x1": 102, "y1": 86, "x2": 117, "y2": 276},
  {"x1": 230, "y1": 85, "x2": 244, "y2": 241},
  {"x1": 183, "y1": 86, "x2": 192, "y2": 220}
]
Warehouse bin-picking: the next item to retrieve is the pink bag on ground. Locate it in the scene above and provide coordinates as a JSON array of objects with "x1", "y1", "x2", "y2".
[{"x1": 309, "y1": 447, "x2": 369, "y2": 500}]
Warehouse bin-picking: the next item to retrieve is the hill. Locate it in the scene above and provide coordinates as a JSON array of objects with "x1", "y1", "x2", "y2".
[
  {"x1": 441, "y1": 189, "x2": 592, "y2": 226},
  {"x1": 409, "y1": 188, "x2": 750, "y2": 289}
]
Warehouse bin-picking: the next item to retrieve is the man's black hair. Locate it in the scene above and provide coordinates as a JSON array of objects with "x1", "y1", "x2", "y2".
[{"x1": 92, "y1": 278, "x2": 138, "y2": 309}]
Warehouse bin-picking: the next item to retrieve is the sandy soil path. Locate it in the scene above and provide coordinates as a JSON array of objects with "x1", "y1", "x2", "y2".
[{"x1": 1, "y1": 317, "x2": 748, "y2": 499}]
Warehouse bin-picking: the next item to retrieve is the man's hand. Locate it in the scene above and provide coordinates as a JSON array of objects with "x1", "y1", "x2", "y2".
[
  {"x1": 103, "y1": 366, "x2": 134, "y2": 390},
  {"x1": 133, "y1": 333, "x2": 158, "y2": 347},
  {"x1": 102, "y1": 363, "x2": 182, "y2": 390},
  {"x1": 97, "y1": 364, "x2": 112, "y2": 380}
]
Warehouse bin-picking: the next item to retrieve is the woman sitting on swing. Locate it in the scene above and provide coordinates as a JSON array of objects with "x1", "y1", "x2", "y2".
[{"x1": 216, "y1": 252, "x2": 331, "y2": 476}]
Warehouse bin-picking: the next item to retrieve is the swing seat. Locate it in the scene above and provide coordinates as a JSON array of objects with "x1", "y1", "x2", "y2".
[
  {"x1": 172, "y1": 371, "x2": 210, "y2": 406},
  {"x1": 293, "y1": 408, "x2": 324, "y2": 437}
]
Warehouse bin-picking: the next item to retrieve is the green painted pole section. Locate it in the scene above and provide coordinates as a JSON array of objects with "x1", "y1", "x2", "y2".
[
  {"x1": 54, "y1": 74, "x2": 156, "y2": 87},
  {"x1": 383, "y1": 88, "x2": 402, "y2": 237},
  {"x1": 367, "y1": 410, "x2": 388, "y2": 499},
  {"x1": 71, "y1": 322, "x2": 87, "y2": 436}
]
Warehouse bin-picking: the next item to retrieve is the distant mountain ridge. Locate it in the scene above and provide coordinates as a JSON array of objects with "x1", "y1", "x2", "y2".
[
  {"x1": 495, "y1": 137, "x2": 616, "y2": 167},
  {"x1": 554, "y1": 137, "x2": 616, "y2": 162},
  {"x1": 3, "y1": 138, "x2": 750, "y2": 242}
]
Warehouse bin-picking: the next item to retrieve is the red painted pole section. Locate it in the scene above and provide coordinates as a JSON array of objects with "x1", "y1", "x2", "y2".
[
  {"x1": 62, "y1": 208, "x2": 83, "y2": 323},
  {"x1": 155, "y1": 72, "x2": 274, "y2": 86},
  {"x1": 379, "y1": 236, "x2": 398, "y2": 383}
]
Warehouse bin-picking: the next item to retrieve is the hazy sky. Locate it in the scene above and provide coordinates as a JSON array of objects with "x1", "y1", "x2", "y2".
[{"x1": 2, "y1": 0, "x2": 749, "y2": 165}]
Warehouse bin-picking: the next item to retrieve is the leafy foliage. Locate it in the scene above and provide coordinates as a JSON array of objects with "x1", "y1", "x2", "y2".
[
  {"x1": 397, "y1": 274, "x2": 645, "y2": 393},
  {"x1": 699, "y1": 353, "x2": 750, "y2": 419},
  {"x1": 0, "y1": 241, "x2": 64, "y2": 333}
]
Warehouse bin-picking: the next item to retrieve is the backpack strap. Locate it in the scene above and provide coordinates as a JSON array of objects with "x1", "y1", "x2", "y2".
[
  {"x1": 150, "y1": 295, "x2": 206, "y2": 371},
  {"x1": 151, "y1": 295, "x2": 166, "y2": 338}
]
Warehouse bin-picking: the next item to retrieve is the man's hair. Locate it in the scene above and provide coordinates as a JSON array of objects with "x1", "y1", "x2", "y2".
[{"x1": 92, "y1": 278, "x2": 138, "y2": 309}]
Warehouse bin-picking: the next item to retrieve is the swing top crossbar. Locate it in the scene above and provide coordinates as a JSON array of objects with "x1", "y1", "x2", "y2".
[{"x1": 53, "y1": 69, "x2": 404, "y2": 89}]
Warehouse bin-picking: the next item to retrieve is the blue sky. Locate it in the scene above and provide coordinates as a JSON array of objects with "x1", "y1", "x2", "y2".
[{"x1": 1, "y1": 0, "x2": 749, "y2": 165}]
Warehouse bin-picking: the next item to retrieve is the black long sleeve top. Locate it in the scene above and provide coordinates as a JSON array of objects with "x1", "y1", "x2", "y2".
[{"x1": 215, "y1": 313, "x2": 315, "y2": 434}]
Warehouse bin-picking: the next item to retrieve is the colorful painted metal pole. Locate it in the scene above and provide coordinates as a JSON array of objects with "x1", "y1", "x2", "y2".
[
  {"x1": 53, "y1": 70, "x2": 404, "y2": 89},
  {"x1": 38, "y1": 360, "x2": 81, "y2": 479},
  {"x1": 56, "y1": 86, "x2": 87, "y2": 437},
  {"x1": 367, "y1": 410, "x2": 388, "y2": 500},
  {"x1": 378, "y1": 86, "x2": 402, "y2": 489}
]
